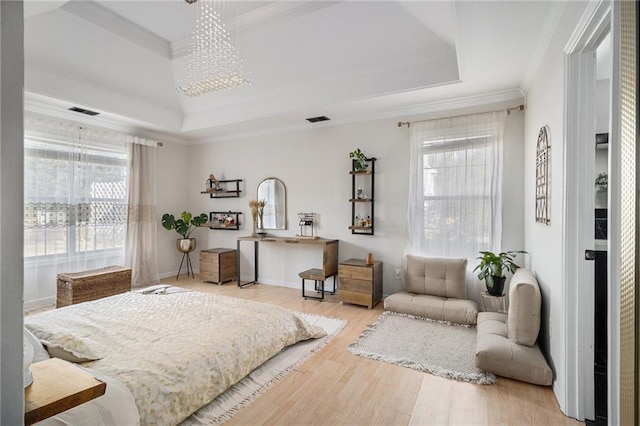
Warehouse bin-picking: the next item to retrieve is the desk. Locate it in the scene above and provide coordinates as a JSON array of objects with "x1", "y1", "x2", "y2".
[
  {"x1": 236, "y1": 236, "x2": 339, "y2": 287},
  {"x1": 25, "y1": 358, "x2": 106, "y2": 425}
]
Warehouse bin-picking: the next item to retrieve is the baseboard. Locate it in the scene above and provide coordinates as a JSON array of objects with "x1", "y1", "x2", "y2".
[{"x1": 24, "y1": 296, "x2": 56, "y2": 313}]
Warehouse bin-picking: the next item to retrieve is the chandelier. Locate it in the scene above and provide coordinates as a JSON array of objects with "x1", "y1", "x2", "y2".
[{"x1": 177, "y1": 0, "x2": 250, "y2": 97}]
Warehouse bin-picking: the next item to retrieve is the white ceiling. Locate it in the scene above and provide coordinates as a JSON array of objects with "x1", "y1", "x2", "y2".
[{"x1": 24, "y1": 0, "x2": 566, "y2": 142}]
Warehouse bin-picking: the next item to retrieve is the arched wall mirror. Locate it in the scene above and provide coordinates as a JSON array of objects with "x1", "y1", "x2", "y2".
[{"x1": 257, "y1": 177, "x2": 287, "y2": 230}]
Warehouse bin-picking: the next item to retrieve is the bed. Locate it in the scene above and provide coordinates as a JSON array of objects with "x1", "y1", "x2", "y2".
[{"x1": 24, "y1": 285, "x2": 326, "y2": 425}]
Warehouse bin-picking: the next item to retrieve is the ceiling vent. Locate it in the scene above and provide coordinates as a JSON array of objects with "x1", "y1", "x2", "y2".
[
  {"x1": 306, "y1": 115, "x2": 330, "y2": 123},
  {"x1": 68, "y1": 106, "x2": 100, "y2": 116}
]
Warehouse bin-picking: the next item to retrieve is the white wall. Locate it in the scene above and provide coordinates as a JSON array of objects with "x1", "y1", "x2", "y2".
[
  {"x1": 0, "y1": 1, "x2": 25, "y2": 421},
  {"x1": 163, "y1": 100, "x2": 525, "y2": 303},
  {"x1": 523, "y1": 0, "x2": 591, "y2": 415},
  {"x1": 156, "y1": 140, "x2": 191, "y2": 279}
]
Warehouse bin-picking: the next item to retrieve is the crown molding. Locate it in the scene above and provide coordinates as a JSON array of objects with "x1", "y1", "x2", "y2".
[
  {"x1": 195, "y1": 88, "x2": 525, "y2": 144},
  {"x1": 521, "y1": 1, "x2": 569, "y2": 92},
  {"x1": 61, "y1": 0, "x2": 171, "y2": 59},
  {"x1": 24, "y1": 92, "x2": 189, "y2": 146},
  {"x1": 377, "y1": 88, "x2": 525, "y2": 120}
]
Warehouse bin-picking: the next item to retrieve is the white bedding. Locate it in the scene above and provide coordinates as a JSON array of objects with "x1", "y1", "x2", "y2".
[{"x1": 25, "y1": 291, "x2": 326, "y2": 426}]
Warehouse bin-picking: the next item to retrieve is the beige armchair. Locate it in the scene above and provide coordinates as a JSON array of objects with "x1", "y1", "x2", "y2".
[
  {"x1": 384, "y1": 255, "x2": 478, "y2": 325},
  {"x1": 474, "y1": 268, "x2": 553, "y2": 385}
]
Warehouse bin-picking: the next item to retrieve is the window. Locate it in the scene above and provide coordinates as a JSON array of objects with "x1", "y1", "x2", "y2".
[
  {"x1": 422, "y1": 136, "x2": 495, "y2": 255},
  {"x1": 24, "y1": 138, "x2": 128, "y2": 258},
  {"x1": 407, "y1": 111, "x2": 506, "y2": 259}
]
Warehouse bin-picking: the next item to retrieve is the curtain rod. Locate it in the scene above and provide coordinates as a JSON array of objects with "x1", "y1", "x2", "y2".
[{"x1": 397, "y1": 104, "x2": 525, "y2": 128}]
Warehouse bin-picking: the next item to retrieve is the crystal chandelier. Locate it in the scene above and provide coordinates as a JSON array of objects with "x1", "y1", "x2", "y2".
[{"x1": 177, "y1": 0, "x2": 250, "y2": 97}]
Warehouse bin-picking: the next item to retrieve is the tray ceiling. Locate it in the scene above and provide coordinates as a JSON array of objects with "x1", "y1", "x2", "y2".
[{"x1": 24, "y1": 1, "x2": 564, "y2": 141}]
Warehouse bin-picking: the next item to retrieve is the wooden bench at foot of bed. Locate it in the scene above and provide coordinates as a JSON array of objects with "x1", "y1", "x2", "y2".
[{"x1": 56, "y1": 266, "x2": 132, "y2": 308}]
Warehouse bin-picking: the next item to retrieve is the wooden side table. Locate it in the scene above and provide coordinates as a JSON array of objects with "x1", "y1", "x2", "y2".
[
  {"x1": 338, "y1": 258, "x2": 382, "y2": 309},
  {"x1": 480, "y1": 291, "x2": 508, "y2": 313},
  {"x1": 200, "y1": 248, "x2": 237, "y2": 284},
  {"x1": 25, "y1": 358, "x2": 106, "y2": 425}
]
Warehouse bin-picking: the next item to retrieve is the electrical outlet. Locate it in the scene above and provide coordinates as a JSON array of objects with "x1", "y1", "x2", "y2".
[{"x1": 394, "y1": 268, "x2": 402, "y2": 279}]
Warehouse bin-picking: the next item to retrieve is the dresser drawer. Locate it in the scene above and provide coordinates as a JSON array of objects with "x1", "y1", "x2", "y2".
[
  {"x1": 339, "y1": 277, "x2": 372, "y2": 293},
  {"x1": 339, "y1": 290, "x2": 374, "y2": 308},
  {"x1": 338, "y1": 265, "x2": 373, "y2": 281}
]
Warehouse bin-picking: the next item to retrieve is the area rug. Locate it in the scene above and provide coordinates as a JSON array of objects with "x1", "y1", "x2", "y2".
[
  {"x1": 181, "y1": 313, "x2": 347, "y2": 425},
  {"x1": 348, "y1": 311, "x2": 496, "y2": 385}
]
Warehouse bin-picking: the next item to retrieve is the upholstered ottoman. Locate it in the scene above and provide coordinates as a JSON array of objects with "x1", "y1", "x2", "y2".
[
  {"x1": 475, "y1": 268, "x2": 553, "y2": 385},
  {"x1": 56, "y1": 265, "x2": 132, "y2": 308}
]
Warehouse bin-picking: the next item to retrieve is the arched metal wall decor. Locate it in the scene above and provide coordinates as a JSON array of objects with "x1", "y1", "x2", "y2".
[{"x1": 535, "y1": 125, "x2": 551, "y2": 225}]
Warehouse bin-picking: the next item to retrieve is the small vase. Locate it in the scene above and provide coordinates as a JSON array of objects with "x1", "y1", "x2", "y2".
[
  {"x1": 251, "y1": 215, "x2": 258, "y2": 238},
  {"x1": 366, "y1": 253, "x2": 374, "y2": 265}
]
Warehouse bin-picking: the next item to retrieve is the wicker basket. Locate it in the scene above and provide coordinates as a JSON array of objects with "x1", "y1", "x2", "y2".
[{"x1": 56, "y1": 266, "x2": 132, "y2": 308}]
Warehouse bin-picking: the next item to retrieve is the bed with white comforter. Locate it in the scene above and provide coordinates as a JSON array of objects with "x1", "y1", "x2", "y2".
[{"x1": 24, "y1": 288, "x2": 326, "y2": 425}]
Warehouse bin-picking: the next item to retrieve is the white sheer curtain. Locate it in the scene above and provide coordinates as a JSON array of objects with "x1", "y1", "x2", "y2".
[
  {"x1": 125, "y1": 141, "x2": 160, "y2": 287},
  {"x1": 406, "y1": 110, "x2": 507, "y2": 291},
  {"x1": 24, "y1": 114, "x2": 128, "y2": 302}
]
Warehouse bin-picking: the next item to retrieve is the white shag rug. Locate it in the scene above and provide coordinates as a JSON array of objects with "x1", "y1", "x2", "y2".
[
  {"x1": 348, "y1": 311, "x2": 496, "y2": 385},
  {"x1": 181, "y1": 313, "x2": 347, "y2": 425}
]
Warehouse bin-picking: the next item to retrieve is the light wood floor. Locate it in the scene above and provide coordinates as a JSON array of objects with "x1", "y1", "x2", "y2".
[{"x1": 167, "y1": 275, "x2": 583, "y2": 426}]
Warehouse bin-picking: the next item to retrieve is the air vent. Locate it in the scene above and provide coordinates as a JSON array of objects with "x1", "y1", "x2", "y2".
[
  {"x1": 68, "y1": 107, "x2": 100, "y2": 116},
  {"x1": 306, "y1": 115, "x2": 330, "y2": 123}
]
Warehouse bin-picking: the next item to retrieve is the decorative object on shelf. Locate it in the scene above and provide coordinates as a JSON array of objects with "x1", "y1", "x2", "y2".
[
  {"x1": 365, "y1": 253, "x2": 374, "y2": 265},
  {"x1": 473, "y1": 250, "x2": 527, "y2": 296},
  {"x1": 177, "y1": 0, "x2": 250, "y2": 97},
  {"x1": 203, "y1": 174, "x2": 222, "y2": 193},
  {"x1": 349, "y1": 157, "x2": 376, "y2": 235},
  {"x1": 201, "y1": 178, "x2": 243, "y2": 198},
  {"x1": 249, "y1": 199, "x2": 262, "y2": 238},
  {"x1": 161, "y1": 211, "x2": 208, "y2": 278},
  {"x1": 208, "y1": 211, "x2": 242, "y2": 231},
  {"x1": 349, "y1": 148, "x2": 369, "y2": 171},
  {"x1": 595, "y1": 172, "x2": 608, "y2": 189},
  {"x1": 535, "y1": 126, "x2": 550, "y2": 225},
  {"x1": 297, "y1": 212, "x2": 318, "y2": 239},
  {"x1": 256, "y1": 177, "x2": 287, "y2": 230}
]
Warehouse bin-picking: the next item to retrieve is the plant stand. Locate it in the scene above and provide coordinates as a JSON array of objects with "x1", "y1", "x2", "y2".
[{"x1": 176, "y1": 252, "x2": 195, "y2": 279}]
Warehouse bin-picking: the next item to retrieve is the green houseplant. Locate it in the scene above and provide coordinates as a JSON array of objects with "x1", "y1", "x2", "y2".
[
  {"x1": 473, "y1": 250, "x2": 527, "y2": 296},
  {"x1": 161, "y1": 211, "x2": 208, "y2": 253},
  {"x1": 349, "y1": 148, "x2": 369, "y2": 171},
  {"x1": 595, "y1": 172, "x2": 608, "y2": 189}
]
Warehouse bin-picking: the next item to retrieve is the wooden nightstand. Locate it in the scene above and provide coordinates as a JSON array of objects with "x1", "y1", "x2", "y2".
[
  {"x1": 25, "y1": 358, "x2": 106, "y2": 425},
  {"x1": 200, "y1": 248, "x2": 237, "y2": 284},
  {"x1": 338, "y1": 258, "x2": 383, "y2": 309}
]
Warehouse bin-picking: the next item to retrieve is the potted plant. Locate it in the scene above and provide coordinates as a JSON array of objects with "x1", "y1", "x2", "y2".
[
  {"x1": 161, "y1": 211, "x2": 209, "y2": 253},
  {"x1": 595, "y1": 172, "x2": 608, "y2": 190},
  {"x1": 349, "y1": 148, "x2": 369, "y2": 171},
  {"x1": 473, "y1": 250, "x2": 527, "y2": 296}
]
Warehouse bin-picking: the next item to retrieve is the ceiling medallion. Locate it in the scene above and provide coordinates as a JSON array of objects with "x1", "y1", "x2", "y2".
[{"x1": 177, "y1": 0, "x2": 250, "y2": 97}]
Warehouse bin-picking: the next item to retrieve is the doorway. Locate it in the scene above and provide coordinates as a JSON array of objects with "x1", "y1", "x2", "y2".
[
  {"x1": 591, "y1": 31, "x2": 611, "y2": 425},
  {"x1": 563, "y1": 1, "x2": 613, "y2": 422}
]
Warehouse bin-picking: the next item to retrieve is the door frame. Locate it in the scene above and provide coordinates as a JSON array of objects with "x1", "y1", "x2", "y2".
[{"x1": 563, "y1": 0, "x2": 617, "y2": 421}]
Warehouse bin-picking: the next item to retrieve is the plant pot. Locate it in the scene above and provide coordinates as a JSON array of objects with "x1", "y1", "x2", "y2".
[
  {"x1": 487, "y1": 275, "x2": 506, "y2": 296},
  {"x1": 176, "y1": 238, "x2": 196, "y2": 253}
]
